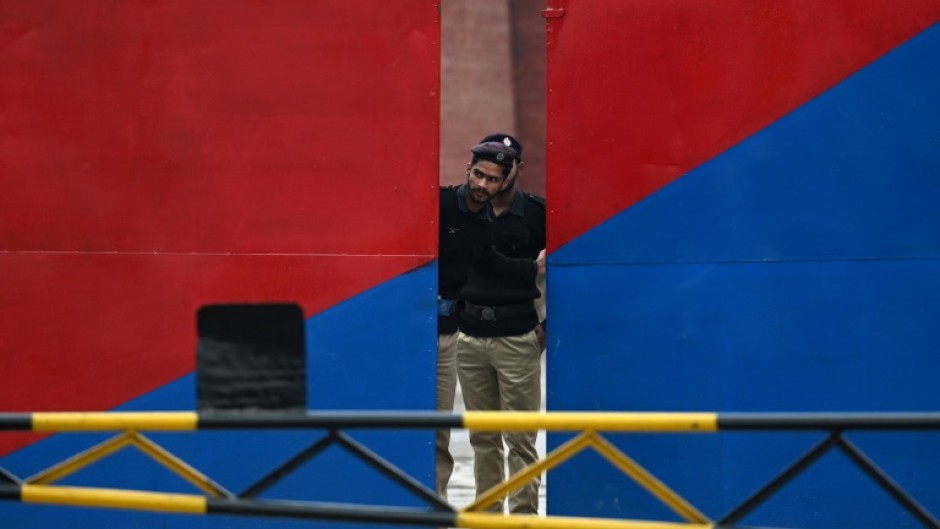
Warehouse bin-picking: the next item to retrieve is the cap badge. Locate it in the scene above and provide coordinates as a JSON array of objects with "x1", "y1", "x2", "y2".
[
  {"x1": 503, "y1": 137, "x2": 512, "y2": 147},
  {"x1": 496, "y1": 153, "x2": 505, "y2": 161}
]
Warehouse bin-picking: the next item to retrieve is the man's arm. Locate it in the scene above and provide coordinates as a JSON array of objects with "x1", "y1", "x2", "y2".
[
  {"x1": 534, "y1": 250, "x2": 547, "y2": 351},
  {"x1": 474, "y1": 243, "x2": 540, "y2": 283}
]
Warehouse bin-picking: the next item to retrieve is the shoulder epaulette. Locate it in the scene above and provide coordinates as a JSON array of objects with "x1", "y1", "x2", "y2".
[{"x1": 525, "y1": 193, "x2": 546, "y2": 208}]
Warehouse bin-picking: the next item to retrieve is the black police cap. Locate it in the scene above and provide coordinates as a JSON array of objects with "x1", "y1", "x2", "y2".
[{"x1": 478, "y1": 133, "x2": 523, "y2": 160}]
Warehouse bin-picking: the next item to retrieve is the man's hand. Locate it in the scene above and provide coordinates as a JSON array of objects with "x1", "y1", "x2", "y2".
[
  {"x1": 536, "y1": 249, "x2": 547, "y2": 277},
  {"x1": 534, "y1": 322, "x2": 546, "y2": 352}
]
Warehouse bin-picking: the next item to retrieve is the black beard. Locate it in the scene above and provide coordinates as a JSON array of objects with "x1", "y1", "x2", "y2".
[{"x1": 469, "y1": 188, "x2": 491, "y2": 203}]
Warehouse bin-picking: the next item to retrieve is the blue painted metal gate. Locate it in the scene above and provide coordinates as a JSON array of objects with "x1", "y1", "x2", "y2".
[{"x1": 545, "y1": 1, "x2": 940, "y2": 527}]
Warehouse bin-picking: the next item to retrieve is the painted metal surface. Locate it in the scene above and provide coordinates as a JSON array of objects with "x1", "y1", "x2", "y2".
[
  {"x1": 545, "y1": 0, "x2": 940, "y2": 252},
  {"x1": 546, "y1": 0, "x2": 940, "y2": 527},
  {"x1": 0, "y1": 1, "x2": 439, "y2": 528}
]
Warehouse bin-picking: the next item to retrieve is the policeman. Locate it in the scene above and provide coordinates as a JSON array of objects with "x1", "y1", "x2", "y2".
[
  {"x1": 436, "y1": 137, "x2": 544, "y2": 500},
  {"x1": 456, "y1": 133, "x2": 546, "y2": 514}
]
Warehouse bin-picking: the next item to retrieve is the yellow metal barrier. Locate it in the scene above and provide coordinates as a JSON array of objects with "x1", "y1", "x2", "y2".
[
  {"x1": 2, "y1": 411, "x2": 940, "y2": 529},
  {"x1": 456, "y1": 512, "x2": 712, "y2": 529},
  {"x1": 31, "y1": 412, "x2": 198, "y2": 432},
  {"x1": 463, "y1": 411, "x2": 717, "y2": 432},
  {"x1": 22, "y1": 484, "x2": 207, "y2": 514}
]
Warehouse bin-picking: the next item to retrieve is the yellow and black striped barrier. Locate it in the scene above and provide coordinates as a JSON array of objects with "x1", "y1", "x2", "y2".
[
  {"x1": 2, "y1": 411, "x2": 940, "y2": 529},
  {"x1": 5, "y1": 410, "x2": 940, "y2": 432},
  {"x1": 0, "y1": 483, "x2": 708, "y2": 529}
]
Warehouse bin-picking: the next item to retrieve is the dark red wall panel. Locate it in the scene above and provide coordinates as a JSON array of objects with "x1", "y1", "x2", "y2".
[
  {"x1": 2, "y1": 0, "x2": 437, "y2": 256},
  {"x1": 0, "y1": 0, "x2": 439, "y2": 459}
]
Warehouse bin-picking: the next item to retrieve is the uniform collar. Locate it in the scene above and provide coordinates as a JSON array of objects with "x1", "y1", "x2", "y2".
[
  {"x1": 497, "y1": 188, "x2": 527, "y2": 218},
  {"x1": 456, "y1": 184, "x2": 471, "y2": 213}
]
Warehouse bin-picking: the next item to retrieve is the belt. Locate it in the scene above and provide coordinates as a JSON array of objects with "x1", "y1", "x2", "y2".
[{"x1": 463, "y1": 301, "x2": 535, "y2": 321}]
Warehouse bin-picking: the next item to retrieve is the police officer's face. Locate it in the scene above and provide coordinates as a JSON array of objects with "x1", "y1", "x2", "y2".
[{"x1": 466, "y1": 160, "x2": 507, "y2": 204}]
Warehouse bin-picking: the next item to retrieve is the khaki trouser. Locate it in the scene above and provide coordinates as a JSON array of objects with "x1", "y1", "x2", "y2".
[
  {"x1": 436, "y1": 332, "x2": 458, "y2": 498},
  {"x1": 457, "y1": 330, "x2": 542, "y2": 514}
]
